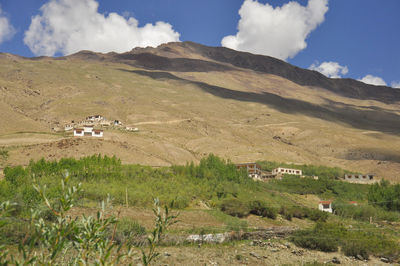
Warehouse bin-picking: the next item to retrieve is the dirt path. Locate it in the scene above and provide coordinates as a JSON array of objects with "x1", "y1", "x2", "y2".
[{"x1": 133, "y1": 119, "x2": 190, "y2": 126}]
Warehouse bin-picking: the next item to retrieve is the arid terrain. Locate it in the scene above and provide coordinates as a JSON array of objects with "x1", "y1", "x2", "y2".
[{"x1": 1, "y1": 41, "x2": 400, "y2": 180}]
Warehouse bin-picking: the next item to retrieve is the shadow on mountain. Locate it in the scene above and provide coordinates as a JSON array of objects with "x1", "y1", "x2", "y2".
[
  {"x1": 113, "y1": 53, "x2": 235, "y2": 72},
  {"x1": 119, "y1": 68, "x2": 400, "y2": 135},
  {"x1": 67, "y1": 42, "x2": 400, "y2": 104},
  {"x1": 344, "y1": 148, "x2": 400, "y2": 163},
  {"x1": 177, "y1": 42, "x2": 400, "y2": 104}
]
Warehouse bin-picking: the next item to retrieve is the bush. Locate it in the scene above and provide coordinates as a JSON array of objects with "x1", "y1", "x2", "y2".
[
  {"x1": 333, "y1": 201, "x2": 400, "y2": 222},
  {"x1": 248, "y1": 200, "x2": 277, "y2": 219},
  {"x1": 220, "y1": 199, "x2": 249, "y2": 218},
  {"x1": 279, "y1": 206, "x2": 328, "y2": 222},
  {"x1": 291, "y1": 229, "x2": 339, "y2": 252},
  {"x1": 307, "y1": 209, "x2": 328, "y2": 222},
  {"x1": 291, "y1": 222, "x2": 347, "y2": 252},
  {"x1": 342, "y1": 240, "x2": 370, "y2": 260},
  {"x1": 368, "y1": 180, "x2": 400, "y2": 212}
]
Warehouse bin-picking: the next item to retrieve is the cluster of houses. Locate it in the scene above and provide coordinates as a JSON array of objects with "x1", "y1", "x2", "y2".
[
  {"x1": 73, "y1": 125, "x2": 103, "y2": 137},
  {"x1": 236, "y1": 162, "x2": 375, "y2": 184},
  {"x1": 236, "y1": 162, "x2": 376, "y2": 214},
  {"x1": 62, "y1": 114, "x2": 139, "y2": 138},
  {"x1": 235, "y1": 163, "x2": 305, "y2": 180}
]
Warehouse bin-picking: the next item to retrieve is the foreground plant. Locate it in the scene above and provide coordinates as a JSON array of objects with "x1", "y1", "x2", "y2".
[
  {"x1": 0, "y1": 173, "x2": 178, "y2": 265},
  {"x1": 142, "y1": 198, "x2": 179, "y2": 265}
]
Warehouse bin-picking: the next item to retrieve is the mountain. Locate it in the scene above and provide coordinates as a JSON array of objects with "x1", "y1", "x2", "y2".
[{"x1": 0, "y1": 41, "x2": 399, "y2": 179}]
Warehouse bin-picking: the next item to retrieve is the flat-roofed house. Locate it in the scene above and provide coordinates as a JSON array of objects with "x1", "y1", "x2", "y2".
[
  {"x1": 83, "y1": 125, "x2": 94, "y2": 136},
  {"x1": 236, "y1": 163, "x2": 262, "y2": 179},
  {"x1": 272, "y1": 167, "x2": 302, "y2": 176},
  {"x1": 73, "y1": 126, "x2": 103, "y2": 137},
  {"x1": 319, "y1": 200, "x2": 333, "y2": 213},
  {"x1": 92, "y1": 129, "x2": 103, "y2": 137},
  {"x1": 343, "y1": 174, "x2": 375, "y2": 184},
  {"x1": 73, "y1": 128, "x2": 84, "y2": 137}
]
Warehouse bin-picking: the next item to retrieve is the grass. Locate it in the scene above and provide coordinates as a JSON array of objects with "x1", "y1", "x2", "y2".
[{"x1": 1, "y1": 154, "x2": 400, "y2": 262}]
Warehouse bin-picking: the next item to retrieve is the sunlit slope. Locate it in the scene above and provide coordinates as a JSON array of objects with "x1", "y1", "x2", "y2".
[{"x1": 0, "y1": 42, "x2": 399, "y2": 180}]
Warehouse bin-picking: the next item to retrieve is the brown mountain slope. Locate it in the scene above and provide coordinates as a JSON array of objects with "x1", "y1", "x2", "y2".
[{"x1": 0, "y1": 42, "x2": 399, "y2": 180}]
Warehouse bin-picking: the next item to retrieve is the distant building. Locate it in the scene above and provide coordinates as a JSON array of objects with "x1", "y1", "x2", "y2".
[
  {"x1": 64, "y1": 125, "x2": 74, "y2": 131},
  {"x1": 83, "y1": 125, "x2": 94, "y2": 136},
  {"x1": 114, "y1": 120, "x2": 122, "y2": 126},
  {"x1": 272, "y1": 167, "x2": 302, "y2": 176},
  {"x1": 343, "y1": 174, "x2": 375, "y2": 184},
  {"x1": 125, "y1": 126, "x2": 139, "y2": 132},
  {"x1": 261, "y1": 172, "x2": 277, "y2": 179},
  {"x1": 236, "y1": 163, "x2": 262, "y2": 179},
  {"x1": 319, "y1": 201, "x2": 333, "y2": 213},
  {"x1": 73, "y1": 128, "x2": 84, "y2": 137},
  {"x1": 73, "y1": 125, "x2": 103, "y2": 137},
  {"x1": 86, "y1": 115, "x2": 104, "y2": 122},
  {"x1": 92, "y1": 129, "x2": 104, "y2": 137}
]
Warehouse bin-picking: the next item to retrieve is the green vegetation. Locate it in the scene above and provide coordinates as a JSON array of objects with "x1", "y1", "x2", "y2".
[
  {"x1": 266, "y1": 175, "x2": 369, "y2": 200},
  {"x1": 333, "y1": 200, "x2": 400, "y2": 222},
  {"x1": 368, "y1": 180, "x2": 400, "y2": 211},
  {"x1": 291, "y1": 222, "x2": 399, "y2": 260},
  {"x1": 0, "y1": 175, "x2": 178, "y2": 265},
  {"x1": 1, "y1": 154, "x2": 400, "y2": 262}
]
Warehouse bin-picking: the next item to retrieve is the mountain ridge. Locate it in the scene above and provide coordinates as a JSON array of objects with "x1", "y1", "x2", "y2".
[{"x1": 63, "y1": 41, "x2": 400, "y2": 103}]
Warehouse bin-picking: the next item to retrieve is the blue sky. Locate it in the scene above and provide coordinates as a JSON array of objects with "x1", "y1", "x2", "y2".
[{"x1": 0, "y1": 0, "x2": 399, "y2": 87}]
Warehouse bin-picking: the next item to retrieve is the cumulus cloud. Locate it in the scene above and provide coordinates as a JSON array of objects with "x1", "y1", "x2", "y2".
[
  {"x1": 0, "y1": 7, "x2": 15, "y2": 44},
  {"x1": 24, "y1": 0, "x2": 180, "y2": 56},
  {"x1": 309, "y1": 61, "x2": 348, "y2": 78},
  {"x1": 391, "y1": 82, "x2": 400, "y2": 89},
  {"x1": 221, "y1": 0, "x2": 328, "y2": 60},
  {"x1": 359, "y1": 75, "x2": 387, "y2": 86}
]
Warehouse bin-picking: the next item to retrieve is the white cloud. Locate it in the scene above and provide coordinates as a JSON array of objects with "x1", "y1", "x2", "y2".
[
  {"x1": 359, "y1": 75, "x2": 387, "y2": 86},
  {"x1": 24, "y1": 0, "x2": 180, "y2": 56},
  {"x1": 309, "y1": 61, "x2": 348, "y2": 78},
  {"x1": 391, "y1": 82, "x2": 400, "y2": 89},
  {"x1": 0, "y1": 7, "x2": 15, "y2": 44},
  {"x1": 221, "y1": 0, "x2": 328, "y2": 60}
]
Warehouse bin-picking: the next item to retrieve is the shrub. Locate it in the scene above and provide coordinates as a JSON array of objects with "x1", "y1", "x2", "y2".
[
  {"x1": 368, "y1": 180, "x2": 400, "y2": 212},
  {"x1": 291, "y1": 222, "x2": 346, "y2": 252},
  {"x1": 291, "y1": 229, "x2": 339, "y2": 252},
  {"x1": 342, "y1": 240, "x2": 370, "y2": 260},
  {"x1": 220, "y1": 199, "x2": 249, "y2": 218},
  {"x1": 279, "y1": 206, "x2": 292, "y2": 221},
  {"x1": 307, "y1": 209, "x2": 328, "y2": 222},
  {"x1": 248, "y1": 200, "x2": 277, "y2": 219}
]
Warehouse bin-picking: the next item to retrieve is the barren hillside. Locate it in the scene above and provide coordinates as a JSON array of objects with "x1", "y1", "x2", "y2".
[{"x1": 1, "y1": 42, "x2": 400, "y2": 179}]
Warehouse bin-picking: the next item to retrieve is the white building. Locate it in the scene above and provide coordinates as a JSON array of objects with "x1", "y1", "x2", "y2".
[
  {"x1": 73, "y1": 126, "x2": 103, "y2": 137},
  {"x1": 86, "y1": 115, "x2": 104, "y2": 122},
  {"x1": 272, "y1": 167, "x2": 302, "y2": 176},
  {"x1": 73, "y1": 128, "x2": 84, "y2": 137},
  {"x1": 125, "y1": 126, "x2": 139, "y2": 132},
  {"x1": 318, "y1": 201, "x2": 333, "y2": 213},
  {"x1": 343, "y1": 174, "x2": 375, "y2": 184},
  {"x1": 83, "y1": 125, "x2": 94, "y2": 136},
  {"x1": 92, "y1": 129, "x2": 103, "y2": 137}
]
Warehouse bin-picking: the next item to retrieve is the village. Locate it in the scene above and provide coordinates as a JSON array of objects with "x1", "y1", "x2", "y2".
[
  {"x1": 236, "y1": 162, "x2": 376, "y2": 214},
  {"x1": 53, "y1": 114, "x2": 139, "y2": 137}
]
